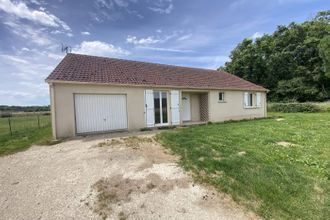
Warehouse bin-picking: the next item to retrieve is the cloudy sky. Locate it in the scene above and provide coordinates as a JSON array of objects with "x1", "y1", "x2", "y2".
[{"x1": 0, "y1": 0, "x2": 328, "y2": 106}]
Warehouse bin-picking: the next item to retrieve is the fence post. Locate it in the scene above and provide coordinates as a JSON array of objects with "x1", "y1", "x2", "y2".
[
  {"x1": 8, "y1": 117, "x2": 12, "y2": 136},
  {"x1": 37, "y1": 115, "x2": 40, "y2": 129}
]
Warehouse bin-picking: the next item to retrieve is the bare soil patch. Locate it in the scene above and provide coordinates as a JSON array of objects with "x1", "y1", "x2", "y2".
[{"x1": 276, "y1": 141, "x2": 296, "y2": 147}]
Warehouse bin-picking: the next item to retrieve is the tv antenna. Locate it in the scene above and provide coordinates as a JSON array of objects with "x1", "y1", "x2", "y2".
[{"x1": 61, "y1": 43, "x2": 72, "y2": 54}]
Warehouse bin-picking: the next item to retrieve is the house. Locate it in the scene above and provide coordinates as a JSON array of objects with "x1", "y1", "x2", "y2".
[{"x1": 46, "y1": 53, "x2": 268, "y2": 139}]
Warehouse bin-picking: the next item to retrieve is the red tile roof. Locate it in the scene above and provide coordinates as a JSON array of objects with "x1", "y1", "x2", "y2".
[{"x1": 46, "y1": 53, "x2": 267, "y2": 91}]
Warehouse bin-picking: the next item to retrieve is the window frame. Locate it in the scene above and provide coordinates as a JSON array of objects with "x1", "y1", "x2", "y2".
[
  {"x1": 248, "y1": 93, "x2": 253, "y2": 107},
  {"x1": 244, "y1": 92, "x2": 256, "y2": 108},
  {"x1": 218, "y1": 92, "x2": 225, "y2": 103}
]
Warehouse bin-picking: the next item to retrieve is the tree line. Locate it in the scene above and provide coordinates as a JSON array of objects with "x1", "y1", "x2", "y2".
[
  {"x1": 0, "y1": 105, "x2": 50, "y2": 112},
  {"x1": 220, "y1": 11, "x2": 330, "y2": 102}
]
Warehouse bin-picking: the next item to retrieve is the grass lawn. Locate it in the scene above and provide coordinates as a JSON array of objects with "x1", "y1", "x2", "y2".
[
  {"x1": 0, "y1": 115, "x2": 53, "y2": 156},
  {"x1": 158, "y1": 112, "x2": 329, "y2": 220}
]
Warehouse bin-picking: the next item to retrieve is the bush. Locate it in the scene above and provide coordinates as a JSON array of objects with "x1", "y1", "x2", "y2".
[{"x1": 268, "y1": 103, "x2": 322, "y2": 113}]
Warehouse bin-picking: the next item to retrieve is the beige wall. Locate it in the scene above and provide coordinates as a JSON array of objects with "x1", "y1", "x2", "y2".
[
  {"x1": 50, "y1": 82, "x2": 267, "y2": 139},
  {"x1": 208, "y1": 90, "x2": 267, "y2": 122},
  {"x1": 52, "y1": 83, "x2": 146, "y2": 138}
]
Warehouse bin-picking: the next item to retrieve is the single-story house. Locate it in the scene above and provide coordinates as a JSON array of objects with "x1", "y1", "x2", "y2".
[{"x1": 46, "y1": 53, "x2": 268, "y2": 139}]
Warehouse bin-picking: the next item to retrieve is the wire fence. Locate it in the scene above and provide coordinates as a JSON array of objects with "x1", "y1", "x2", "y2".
[{"x1": 0, "y1": 112, "x2": 51, "y2": 137}]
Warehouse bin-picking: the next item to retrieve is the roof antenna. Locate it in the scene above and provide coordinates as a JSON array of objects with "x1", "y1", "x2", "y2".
[{"x1": 61, "y1": 43, "x2": 72, "y2": 54}]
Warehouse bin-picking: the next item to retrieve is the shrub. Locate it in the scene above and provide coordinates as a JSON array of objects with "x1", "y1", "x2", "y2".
[{"x1": 268, "y1": 103, "x2": 322, "y2": 113}]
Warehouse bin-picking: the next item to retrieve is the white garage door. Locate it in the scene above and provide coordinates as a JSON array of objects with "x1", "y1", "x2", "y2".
[{"x1": 74, "y1": 94, "x2": 128, "y2": 134}]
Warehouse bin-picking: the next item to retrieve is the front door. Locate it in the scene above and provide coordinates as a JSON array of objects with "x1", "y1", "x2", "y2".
[
  {"x1": 153, "y1": 91, "x2": 168, "y2": 125},
  {"x1": 182, "y1": 94, "x2": 191, "y2": 121}
]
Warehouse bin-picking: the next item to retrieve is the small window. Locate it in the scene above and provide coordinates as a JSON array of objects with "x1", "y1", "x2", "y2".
[
  {"x1": 218, "y1": 92, "x2": 225, "y2": 102},
  {"x1": 244, "y1": 92, "x2": 254, "y2": 107},
  {"x1": 248, "y1": 93, "x2": 253, "y2": 107}
]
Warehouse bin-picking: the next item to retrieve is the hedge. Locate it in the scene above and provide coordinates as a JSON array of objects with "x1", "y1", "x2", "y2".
[{"x1": 268, "y1": 103, "x2": 322, "y2": 113}]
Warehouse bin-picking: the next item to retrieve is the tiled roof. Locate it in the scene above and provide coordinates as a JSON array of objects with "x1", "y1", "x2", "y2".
[{"x1": 46, "y1": 53, "x2": 267, "y2": 91}]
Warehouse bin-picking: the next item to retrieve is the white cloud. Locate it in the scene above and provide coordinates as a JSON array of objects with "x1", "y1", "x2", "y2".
[
  {"x1": 21, "y1": 47, "x2": 30, "y2": 52},
  {"x1": 250, "y1": 32, "x2": 263, "y2": 40},
  {"x1": 150, "y1": 55, "x2": 230, "y2": 69},
  {"x1": 3, "y1": 20, "x2": 52, "y2": 46},
  {"x1": 0, "y1": 0, "x2": 71, "y2": 31},
  {"x1": 126, "y1": 35, "x2": 160, "y2": 45},
  {"x1": 0, "y1": 54, "x2": 29, "y2": 64},
  {"x1": 126, "y1": 31, "x2": 187, "y2": 46},
  {"x1": 149, "y1": 3, "x2": 173, "y2": 14},
  {"x1": 177, "y1": 34, "x2": 192, "y2": 41},
  {"x1": 93, "y1": 0, "x2": 142, "y2": 21},
  {"x1": 29, "y1": 0, "x2": 41, "y2": 5},
  {"x1": 0, "y1": 90, "x2": 34, "y2": 99},
  {"x1": 81, "y1": 31, "x2": 91, "y2": 35},
  {"x1": 47, "y1": 53, "x2": 64, "y2": 60},
  {"x1": 0, "y1": 50, "x2": 60, "y2": 105},
  {"x1": 136, "y1": 46, "x2": 194, "y2": 53},
  {"x1": 95, "y1": 0, "x2": 137, "y2": 9},
  {"x1": 73, "y1": 41, "x2": 130, "y2": 57},
  {"x1": 113, "y1": 0, "x2": 129, "y2": 8}
]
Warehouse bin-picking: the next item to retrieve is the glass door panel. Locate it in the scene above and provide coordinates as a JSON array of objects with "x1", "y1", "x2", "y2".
[
  {"x1": 161, "y1": 92, "x2": 168, "y2": 123},
  {"x1": 153, "y1": 91, "x2": 168, "y2": 125},
  {"x1": 153, "y1": 91, "x2": 161, "y2": 124}
]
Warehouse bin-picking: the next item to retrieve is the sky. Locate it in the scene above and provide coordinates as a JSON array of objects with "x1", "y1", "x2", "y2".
[{"x1": 0, "y1": 0, "x2": 329, "y2": 106}]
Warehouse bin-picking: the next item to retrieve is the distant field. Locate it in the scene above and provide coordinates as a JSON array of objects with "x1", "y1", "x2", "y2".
[{"x1": 0, "y1": 115, "x2": 52, "y2": 156}]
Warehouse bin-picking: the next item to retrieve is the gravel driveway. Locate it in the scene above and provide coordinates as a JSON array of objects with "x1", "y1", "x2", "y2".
[{"x1": 0, "y1": 132, "x2": 258, "y2": 220}]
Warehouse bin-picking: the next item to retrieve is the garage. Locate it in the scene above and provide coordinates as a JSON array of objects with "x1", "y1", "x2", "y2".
[{"x1": 74, "y1": 94, "x2": 128, "y2": 134}]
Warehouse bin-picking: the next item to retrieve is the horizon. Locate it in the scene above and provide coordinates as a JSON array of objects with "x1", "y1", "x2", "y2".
[{"x1": 0, "y1": 0, "x2": 329, "y2": 106}]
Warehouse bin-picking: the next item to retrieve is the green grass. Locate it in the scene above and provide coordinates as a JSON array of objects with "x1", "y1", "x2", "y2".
[
  {"x1": 158, "y1": 112, "x2": 330, "y2": 220},
  {"x1": 0, "y1": 115, "x2": 53, "y2": 156}
]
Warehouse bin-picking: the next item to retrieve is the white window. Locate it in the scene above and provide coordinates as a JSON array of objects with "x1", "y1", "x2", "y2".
[
  {"x1": 248, "y1": 93, "x2": 253, "y2": 107},
  {"x1": 218, "y1": 92, "x2": 225, "y2": 102},
  {"x1": 244, "y1": 92, "x2": 254, "y2": 107}
]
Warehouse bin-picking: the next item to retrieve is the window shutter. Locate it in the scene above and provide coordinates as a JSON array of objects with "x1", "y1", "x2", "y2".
[
  {"x1": 244, "y1": 92, "x2": 249, "y2": 107},
  {"x1": 256, "y1": 92, "x2": 261, "y2": 107},
  {"x1": 145, "y1": 90, "x2": 155, "y2": 127},
  {"x1": 170, "y1": 90, "x2": 180, "y2": 125}
]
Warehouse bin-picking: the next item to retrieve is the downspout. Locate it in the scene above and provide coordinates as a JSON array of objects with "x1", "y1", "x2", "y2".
[{"x1": 49, "y1": 83, "x2": 57, "y2": 139}]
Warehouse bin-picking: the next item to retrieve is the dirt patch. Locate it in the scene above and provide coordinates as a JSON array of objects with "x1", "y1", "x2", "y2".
[
  {"x1": 238, "y1": 151, "x2": 246, "y2": 156},
  {"x1": 87, "y1": 173, "x2": 190, "y2": 219},
  {"x1": 95, "y1": 139, "x2": 122, "y2": 147},
  {"x1": 276, "y1": 141, "x2": 296, "y2": 147}
]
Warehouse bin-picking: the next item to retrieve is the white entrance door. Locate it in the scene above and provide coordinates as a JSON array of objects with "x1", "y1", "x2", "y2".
[
  {"x1": 182, "y1": 94, "x2": 191, "y2": 121},
  {"x1": 74, "y1": 94, "x2": 128, "y2": 134}
]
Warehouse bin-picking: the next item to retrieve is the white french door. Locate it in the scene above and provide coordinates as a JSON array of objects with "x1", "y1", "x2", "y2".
[{"x1": 153, "y1": 91, "x2": 169, "y2": 126}]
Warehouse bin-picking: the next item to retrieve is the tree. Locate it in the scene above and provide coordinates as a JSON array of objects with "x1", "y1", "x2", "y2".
[{"x1": 220, "y1": 10, "x2": 330, "y2": 102}]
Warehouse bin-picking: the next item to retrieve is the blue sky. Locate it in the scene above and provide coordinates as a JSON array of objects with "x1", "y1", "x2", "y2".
[{"x1": 0, "y1": 0, "x2": 329, "y2": 106}]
